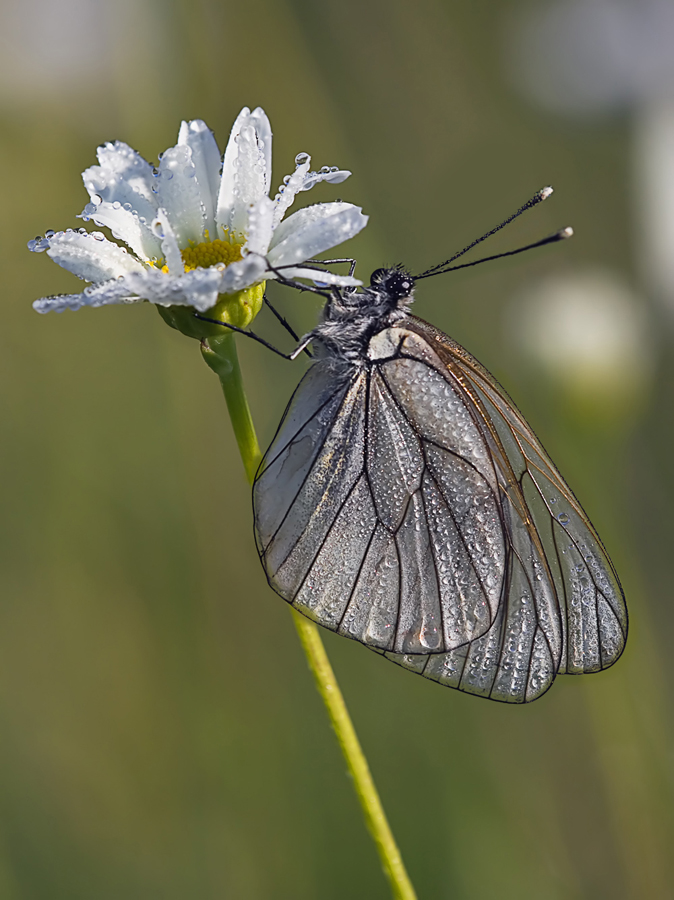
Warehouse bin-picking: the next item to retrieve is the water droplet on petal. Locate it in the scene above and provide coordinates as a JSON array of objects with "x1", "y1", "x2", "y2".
[
  {"x1": 92, "y1": 194, "x2": 102, "y2": 206},
  {"x1": 112, "y1": 201, "x2": 121, "y2": 210},
  {"x1": 558, "y1": 512, "x2": 570, "y2": 525},
  {"x1": 45, "y1": 229, "x2": 55, "y2": 238},
  {"x1": 295, "y1": 152, "x2": 310, "y2": 166}
]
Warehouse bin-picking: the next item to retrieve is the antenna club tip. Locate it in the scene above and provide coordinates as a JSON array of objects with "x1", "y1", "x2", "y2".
[
  {"x1": 539, "y1": 186, "x2": 554, "y2": 200},
  {"x1": 560, "y1": 226, "x2": 574, "y2": 239}
]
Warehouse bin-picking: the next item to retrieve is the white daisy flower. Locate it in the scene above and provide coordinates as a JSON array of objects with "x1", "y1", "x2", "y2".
[{"x1": 30, "y1": 107, "x2": 367, "y2": 318}]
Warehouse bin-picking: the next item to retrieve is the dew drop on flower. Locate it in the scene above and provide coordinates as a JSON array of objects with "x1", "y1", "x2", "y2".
[
  {"x1": 558, "y1": 513, "x2": 570, "y2": 525},
  {"x1": 295, "y1": 152, "x2": 310, "y2": 166},
  {"x1": 112, "y1": 201, "x2": 121, "y2": 210},
  {"x1": 92, "y1": 232, "x2": 105, "y2": 241},
  {"x1": 28, "y1": 237, "x2": 47, "y2": 252},
  {"x1": 92, "y1": 194, "x2": 102, "y2": 206},
  {"x1": 152, "y1": 220, "x2": 164, "y2": 238},
  {"x1": 123, "y1": 202, "x2": 132, "y2": 211},
  {"x1": 45, "y1": 230, "x2": 55, "y2": 238}
]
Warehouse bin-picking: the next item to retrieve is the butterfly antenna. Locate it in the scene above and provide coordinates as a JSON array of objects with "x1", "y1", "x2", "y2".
[
  {"x1": 414, "y1": 227, "x2": 573, "y2": 280},
  {"x1": 415, "y1": 186, "x2": 554, "y2": 279}
]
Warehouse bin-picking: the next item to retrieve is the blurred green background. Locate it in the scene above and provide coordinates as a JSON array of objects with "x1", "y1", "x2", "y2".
[{"x1": 1, "y1": 0, "x2": 673, "y2": 897}]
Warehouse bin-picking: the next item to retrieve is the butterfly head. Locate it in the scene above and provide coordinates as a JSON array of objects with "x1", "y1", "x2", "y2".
[{"x1": 369, "y1": 267, "x2": 415, "y2": 308}]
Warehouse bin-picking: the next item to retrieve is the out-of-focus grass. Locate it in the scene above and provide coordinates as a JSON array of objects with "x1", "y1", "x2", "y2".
[{"x1": 0, "y1": 0, "x2": 672, "y2": 897}]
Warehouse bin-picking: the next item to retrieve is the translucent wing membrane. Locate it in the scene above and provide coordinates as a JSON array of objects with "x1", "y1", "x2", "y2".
[
  {"x1": 254, "y1": 358, "x2": 504, "y2": 655},
  {"x1": 253, "y1": 316, "x2": 627, "y2": 703}
]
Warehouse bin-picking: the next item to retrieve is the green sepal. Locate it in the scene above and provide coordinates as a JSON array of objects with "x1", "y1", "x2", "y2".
[{"x1": 156, "y1": 281, "x2": 266, "y2": 341}]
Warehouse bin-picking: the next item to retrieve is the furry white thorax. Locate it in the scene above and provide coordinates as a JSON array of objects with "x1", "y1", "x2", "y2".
[{"x1": 311, "y1": 268, "x2": 416, "y2": 363}]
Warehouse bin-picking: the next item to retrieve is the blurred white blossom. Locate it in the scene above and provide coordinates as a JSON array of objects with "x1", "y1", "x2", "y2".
[
  {"x1": 506, "y1": 0, "x2": 674, "y2": 315},
  {"x1": 508, "y1": 268, "x2": 653, "y2": 404}
]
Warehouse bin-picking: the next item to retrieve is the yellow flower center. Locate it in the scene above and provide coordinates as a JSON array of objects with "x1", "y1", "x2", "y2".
[
  {"x1": 157, "y1": 238, "x2": 244, "y2": 273},
  {"x1": 181, "y1": 238, "x2": 243, "y2": 271}
]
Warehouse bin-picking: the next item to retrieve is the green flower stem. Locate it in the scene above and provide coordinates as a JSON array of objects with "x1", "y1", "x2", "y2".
[
  {"x1": 201, "y1": 332, "x2": 417, "y2": 900},
  {"x1": 201, "y1": 332, "x2": 262, "y2": 483},
  {"x1": 291, "y1": 609, "x2": 418, "y2": 900}
]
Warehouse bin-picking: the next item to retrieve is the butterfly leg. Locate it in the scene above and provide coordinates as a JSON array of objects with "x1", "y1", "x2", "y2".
[
  {"x1": 194, "y1": 314, "x2": 312, "y2": 361},
  {"x1": 304, "y1": 257, "x2": 358, "y2": 278},
  {"x1": 263, "y1": 295, "x2": 314, "y2": 357},
  {"x1": 265, "y1": 263, "x2": 334, "y2": 299}
]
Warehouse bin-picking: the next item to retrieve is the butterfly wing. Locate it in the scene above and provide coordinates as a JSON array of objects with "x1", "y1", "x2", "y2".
[
  {"x1": 379, "y1": 316, "x2": 627, "y2": 702},
  {"x1": 254, "y1": 348, "x2": 506, "y2": 654},
  {"x1": 253, "y1": 316, "x2": 627, "y2": 703}
]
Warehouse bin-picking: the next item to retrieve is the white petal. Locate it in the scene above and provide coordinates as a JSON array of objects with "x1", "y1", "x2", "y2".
[
  {"x1": 266, "y1": 203, "x2": 368, "y2": 268},
  {"x1": 45, "y1": 230, "x2": 146, "y2": 282},
  {"x1": 33, "y1": 278, "x2": 137, "y2": 313},
  {"x1": 178, "y1": 119, "x2": 221, "y2": 239},
  {"x1": 245, "y1": 196, "x2": 275, "y2": 256},
  {"x1": 275, "y1": 267, "x2": 362, "y2": 287},
  {"x1": 300, "y1": 167, "x2": 351, "y2": 190},
  {"x1": 272, "y1": 158, "x2": 352, "y2": 228},
  {"x1": 154, "y1": 209, "x2": 184, "y2": 275},
  {"x1": 155, "y1": 144, "x2": 205, "y2": 246},
  {"x1": 123, "y1": 267, "x2": 223, "y2": 312},
  {"x1": 82, "y1": 141, "x2": 158, "y2": 223},
  {"x1": 220, "y1": 254, "x2": 267, "y2": 295},
  {"x1": 180, "y1": 267, "x2": 228, "y2": 312},
  {"x1": 217, "y1": 109, "x2": 270, "y2": 240},
  {"x1": 231, "y1": 124, "x2": 268, "y2": 238},
  {"x1": 217, "y1": 107, "x2": 251, "y2": 236},
  {"x1": 248, "y1": 107, "x2": 272, "y2": 194},
  {"x1": 272, "y1": 154, "x2": 312, "y2": 227},
  {"x1": 88, "y1": 203, "x2": 163, "y2": 261}
]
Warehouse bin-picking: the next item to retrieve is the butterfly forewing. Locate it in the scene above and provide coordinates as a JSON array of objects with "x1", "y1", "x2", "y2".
[
  {"x1": 253, "y1": 315, "x2": 626, "y2": 702},
  {"x1": 254, "y1": 344, "x2": 506, "y2": 654}
]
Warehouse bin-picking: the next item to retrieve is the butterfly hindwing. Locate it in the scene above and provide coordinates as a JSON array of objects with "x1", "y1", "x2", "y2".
[{"x1": 390, "y1": 316, "x2": 627, "y2": 699}]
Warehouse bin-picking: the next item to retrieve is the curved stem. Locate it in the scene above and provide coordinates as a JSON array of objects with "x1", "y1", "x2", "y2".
[
  {"x1": 291, "y1": 609, "x2": 417, "y2": 900},
  {"x1": 201, "y1": 333, "x2": 418, "y2": 900},
  {"x1": 201, "y1": 332, "x2": 262, "y2": 483}
]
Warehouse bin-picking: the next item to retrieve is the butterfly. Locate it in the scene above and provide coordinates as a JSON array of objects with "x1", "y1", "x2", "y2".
[{"x1": 246, "y1": 189, "x2": 628, "y2": 703}]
